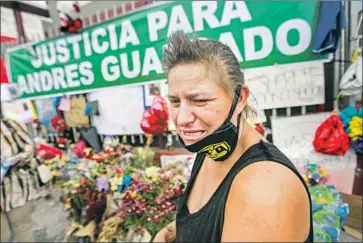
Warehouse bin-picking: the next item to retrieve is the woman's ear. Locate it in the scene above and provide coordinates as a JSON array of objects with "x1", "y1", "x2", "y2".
[{"x1": 236, "y1": 85, "x2": 250, "y2": 114}]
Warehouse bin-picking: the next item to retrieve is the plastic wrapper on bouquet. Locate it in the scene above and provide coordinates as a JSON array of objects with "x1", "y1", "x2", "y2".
[{"x1": 304, "y1": 164, "x2": 349, "y2": 242}]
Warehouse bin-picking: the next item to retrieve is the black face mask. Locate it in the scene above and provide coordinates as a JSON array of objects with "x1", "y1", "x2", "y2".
[{"x1": 178, "y1": 87, "x2": 242, "y2": 162}]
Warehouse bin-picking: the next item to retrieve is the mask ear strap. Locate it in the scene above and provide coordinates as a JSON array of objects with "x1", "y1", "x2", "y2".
[
  {"x1": 226, "y1": 85, "x2": 242, "y2": 121},
  {"x1": 237, "y1": 112, "x2": 242, "y2": 130}
]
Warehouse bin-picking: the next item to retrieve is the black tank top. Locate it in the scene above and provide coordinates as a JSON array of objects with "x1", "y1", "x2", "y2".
[{"x1": 176, "y1": 140, "x2": 314, "y2": 242}]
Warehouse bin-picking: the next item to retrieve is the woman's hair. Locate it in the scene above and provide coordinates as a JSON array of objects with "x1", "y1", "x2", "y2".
[{"x1": 163, "y1": 31, "x2": 255, "y2": 118}]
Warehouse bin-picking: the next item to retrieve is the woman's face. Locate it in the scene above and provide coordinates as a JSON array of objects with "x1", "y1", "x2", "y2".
[{"x1": 167, "y1": 62, "x2": 234, "y2": 146}]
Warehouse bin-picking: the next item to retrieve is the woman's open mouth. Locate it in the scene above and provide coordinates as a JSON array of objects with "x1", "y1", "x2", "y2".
[{"x1": 180, "y1": 130, "x2": 207, "y2": 143}]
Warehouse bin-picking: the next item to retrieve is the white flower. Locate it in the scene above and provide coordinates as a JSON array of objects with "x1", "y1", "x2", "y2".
[{"x1": 145, "y1": 166, "x2": 161, "y2": 182}]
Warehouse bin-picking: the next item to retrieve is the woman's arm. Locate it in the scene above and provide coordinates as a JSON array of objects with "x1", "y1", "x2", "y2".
[
  {"x1": 153, "y1": 220, "x2": 176, "y2": 243},
  {"x1": 222, "y1": 161, "x2": 310, "y2": 242}
]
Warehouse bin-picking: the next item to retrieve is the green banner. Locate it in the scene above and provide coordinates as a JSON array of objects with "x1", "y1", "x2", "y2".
[{"x1": 7, "y1": 1, "x2": 327, "y2": 99}]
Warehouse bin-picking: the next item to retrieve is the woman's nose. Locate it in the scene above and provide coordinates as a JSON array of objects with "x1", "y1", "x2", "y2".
[{"x1": 176, "y1": 103, "x2": 195, "y2": 126}]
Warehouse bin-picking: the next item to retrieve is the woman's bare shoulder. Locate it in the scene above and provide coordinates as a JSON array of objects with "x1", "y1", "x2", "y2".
[
  {"x1": 229, "y1": 161, "x2": 309, "y2": 206},
  {"x1": 221, "y1": 161, "x2": 311, "y2": 241}
]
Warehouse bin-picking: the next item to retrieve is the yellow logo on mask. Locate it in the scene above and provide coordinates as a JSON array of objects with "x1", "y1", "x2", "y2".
[{"x1": 200, "y1": 141, "x2": 231, "y2": 160}]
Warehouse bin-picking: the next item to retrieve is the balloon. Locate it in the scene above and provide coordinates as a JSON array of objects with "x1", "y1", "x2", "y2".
[
  {"x1": 140, "y1": 96, "x2": 169, "y2": 135},
  {"x1": 140, "y1": 119, "x2": 166, "y2": 134},
  {"x1": 151, "y1": 96, "x2": 169, "y2": 123}
]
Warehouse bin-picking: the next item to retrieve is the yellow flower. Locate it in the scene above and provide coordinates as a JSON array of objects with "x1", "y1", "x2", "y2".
[
  {"x1": 145, "y1": 166, "x2": 160, "y2": 182},
  {"x1": 349, "y1": 118, "x2": 363, "y2": 140},
  {"x1": 131, "y1": 191, "x2": 137, "y2": 199},
  {"x1": 44, "y1": 160, "x2": 52, "y2": 165},
  {"x1": 52, "y1": 170, "x2": 61, "y2": 177},
  {"x1": 319, "y1": 168, "x2": 328, "y2": 178},
  {"x1": 110, "y1": 176, "x2": 123, "y2": 191}
]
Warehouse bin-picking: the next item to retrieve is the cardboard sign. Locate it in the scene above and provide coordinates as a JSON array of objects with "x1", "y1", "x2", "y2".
[{"x1": 64, "y1": 96, "x2": 90, "y2": 127}]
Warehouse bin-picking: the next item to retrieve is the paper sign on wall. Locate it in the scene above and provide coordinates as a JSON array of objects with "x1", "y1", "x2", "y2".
[
  {"x1": 58, "y1": 97, "x2": 71, "y2": 111},
  {"x1": 87, "y1": 86, "x2": 145, "y2": 135},
  {"x1": 245, "y1": 61, "x2": 325, "y2": 110},
  {"x1": 2, "y1": 99, "x2": 37, "y2": 124},
  {"x1": 271, "y1": 113, "x2": 357, "y2": 169},
  {"x1": 64, "y1": 96, "x2": 90, "y2": 127}
]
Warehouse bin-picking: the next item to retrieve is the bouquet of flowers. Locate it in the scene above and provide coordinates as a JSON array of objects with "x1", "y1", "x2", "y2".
[
  {"x1": 116, "y1": 165, "x2": 187, "y2": 238},
  {"x1": 339, "y1": 105, "x2": 363, "y2": 154},
  {"x1": 61, "y1": 137, "x2": 189, "y2": 242}
]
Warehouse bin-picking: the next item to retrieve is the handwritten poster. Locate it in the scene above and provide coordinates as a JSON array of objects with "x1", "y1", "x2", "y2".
[
  {"x1": 245, "y1": 61, "x2": 325, "y2": 110},
  {"x1": 271, "y1": 113, "x2": 357, "y2": 169},
  {"x1": 87, "y1": 86, "x2": 145, "y2": 135},
  {"x1": 64, "y1": 96, "x2": 90, "y2": 127}
]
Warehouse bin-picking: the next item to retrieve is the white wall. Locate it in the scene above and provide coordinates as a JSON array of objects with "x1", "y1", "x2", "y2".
[
  {"x1": 21, "y1": 11, "x2": 52, "y2": 41},
  {"x1": 0, "y1": 7, "x2": 18, "y2": 38},
  {"x1": 0, "y1": 6, "x2": 52, "y2": 42}
]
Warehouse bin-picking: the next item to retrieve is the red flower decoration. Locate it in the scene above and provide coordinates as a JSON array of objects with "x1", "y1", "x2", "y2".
[
  {"x1": 313, "y1": 115, "x2": 350, "y2": 156},
  {"x1": 50, "y1": 115, "x2": 67, "y2": 133}
]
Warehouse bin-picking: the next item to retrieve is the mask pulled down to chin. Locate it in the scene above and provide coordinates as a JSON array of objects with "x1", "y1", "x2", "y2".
[{"x1": 178, "y1": 87, "x2": 242, "y2": 162}]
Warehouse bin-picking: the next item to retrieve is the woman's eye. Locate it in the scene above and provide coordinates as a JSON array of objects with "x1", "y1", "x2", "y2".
[
  {"x1": 192, "y1": 99, "x2": 208, "y2": 106},
  {"x1": 169, "y1": 100, "x2": 180, "y2": 107}
]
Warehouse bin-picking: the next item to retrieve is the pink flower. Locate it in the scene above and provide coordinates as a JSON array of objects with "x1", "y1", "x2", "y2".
[
  {"x1": 154, "y1": 216, "x2": 159, "y2": 223},
  {"x1": 174, "y1": 187, "x2": 181, "y2": 195}
]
